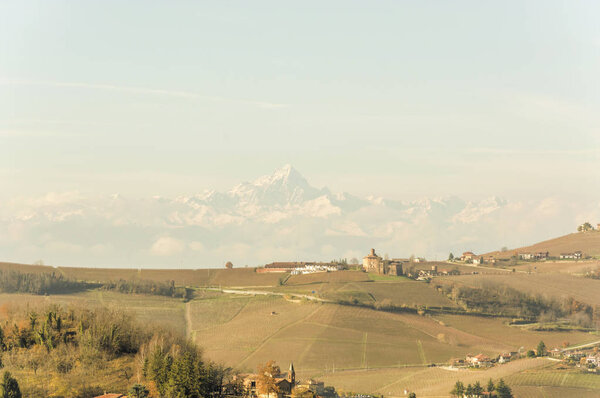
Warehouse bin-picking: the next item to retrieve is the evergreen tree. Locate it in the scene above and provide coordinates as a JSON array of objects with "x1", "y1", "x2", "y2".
[
  {"x1": 0, "y1": 372, "x2": 21, "y2": 398},
  {"x1": 496, "y1": 379, "x2": 512, "y2": 398},
  {"x1": 448, "y1": 253, "x2": 454, "y2": 261},
  {"x1": 166, "y1": 350, "x2": 202, "y2": 398},
  {"x1": 472, "y1": 381, "x2": 483, "y2": 397},
  {"x1": 536, "y1": 340, "x2": 547, "y2": 357},
  {"x1": 129, "y1": 384, "x2": 150, "y2": 398},
  {"x1": 465, "y1": 384, "x2": 473, "y2": 397},
  {"x1": 450, "y1": 381, "x2": 465, "y2": 397}
]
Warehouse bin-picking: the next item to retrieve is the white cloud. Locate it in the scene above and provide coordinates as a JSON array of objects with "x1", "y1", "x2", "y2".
[
  {"x1": 1, "y1": 166, "x2": 598, "y2": 267},
  {"x1": 150, "y1": 237, "x2": 185, "y2": 256}
]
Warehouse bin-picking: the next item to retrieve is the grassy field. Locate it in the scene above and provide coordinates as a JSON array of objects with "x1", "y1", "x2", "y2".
[
  {"x1": 510, "y1": 259, "x2": 600, "y2": 275},
  {"x1": 320, "y1": 357, "x2": 553, "y2": 397},
  {"x1": 436, "y1": 273, "x2": 600, "y2": 306},
  {"x1": 190, "y1": 294, "x2": 476, "y2": 373},
  {"x1": 254, "y1": 274, "x2": 459, "y2": 308},
  {"x1": 0, "y1": 261, "x2": 286, "y2": 287},
  {"x1": 0, "y1": 291, "x2": 187, "y2": 331},
  {"x1": 432, "y1": 314, "x2": 597, "y2": 352},
  {"x1": 186, "y1": 291, "x2": 597, "y2": 377},
  {"x1": 485, "y1": 231, "x2": 600, "y2": 259}
]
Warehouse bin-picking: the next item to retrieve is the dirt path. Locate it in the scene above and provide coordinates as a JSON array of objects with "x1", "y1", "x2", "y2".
[
  {"x1": 564, "y1": 339, "x2": 600, "y2": 351},
  {"x1": 212, "y1": 287, "x2": 329, "y2": 302}
]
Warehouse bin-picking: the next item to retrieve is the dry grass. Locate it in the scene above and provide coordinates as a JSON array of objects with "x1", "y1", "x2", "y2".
[
  {"x1": 433, "y1": 314, "x2": 596, "y2": 352},
  {"x1": 186, "y1": 293, "x2": 595, "y2": 376},
  {"x1": 0, "y1": 261, "x2": 284, "y2": 287},
  {"x1": 437, "y1": 273, "x2": 600, "y2": 306},
  {"x1": 485, "y1": 231, "x2": 600, "y2": 259},
  {"x1": 319, "y1": 358, "x2": 552, "y2": 397},
  {"x1": 510, "y1": 259, "x2": 600, "y2": 275},
  {"x1": 286, "y1": 270, "x2": 370, "y2": 285}
]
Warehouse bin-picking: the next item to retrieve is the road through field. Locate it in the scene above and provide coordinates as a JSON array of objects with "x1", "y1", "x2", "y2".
[
  {"x1": 564, "y1": 339, "x2": 600, "y2": 351},
  {"x1": 210, "y1": 287, "x2": 328, "y2": 302}
]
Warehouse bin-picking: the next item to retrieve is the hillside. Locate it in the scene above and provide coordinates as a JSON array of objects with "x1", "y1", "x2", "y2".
[
  {"x1": 0, "y1": 261, "x2": 283, "y2": 287},
  {"x1": 485, "y1": 231, "x2": 600, "y2": 259}
]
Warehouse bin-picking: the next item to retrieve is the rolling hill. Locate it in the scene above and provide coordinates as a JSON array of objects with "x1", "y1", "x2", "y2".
[{"x1": 485, "y1": 231, "x2": 600, "y2": 259}]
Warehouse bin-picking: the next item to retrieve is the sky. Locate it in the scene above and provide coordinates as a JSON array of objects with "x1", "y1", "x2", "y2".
[
  {"x1": 1, "y1": 1, "x2": 598, "y2": 201},
  {"x1": 0, "y1": 2, "x2": 599, "y2": 267}
]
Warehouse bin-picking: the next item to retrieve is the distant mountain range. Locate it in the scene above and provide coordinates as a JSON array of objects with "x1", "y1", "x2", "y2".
[{"x1": 0, "y1": 165, "x2": 598, "y2": 267}]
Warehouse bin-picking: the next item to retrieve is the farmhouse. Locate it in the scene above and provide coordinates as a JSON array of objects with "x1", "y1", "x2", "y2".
[
  {"x1": 518, "y1": 252, "x2": 549, "y2": 261},
  {"x1": 550, "y1": 347, "x2": 562, "y2": 358},
  {"x1": 560, "y1": 251, "x2": 583, "y2": 260},
  {"x1": 466, "y1": 354, "x2": 492, "y2": 368},
  {"x1": 497, "y1": 353, "x2": 512, "y2": 363},
  {"x1": 586, "y1": 353, "x2": 600, "y2": 366},
  {"x1": 461, "y1": 251, "x2": 475, "y2": 261}
]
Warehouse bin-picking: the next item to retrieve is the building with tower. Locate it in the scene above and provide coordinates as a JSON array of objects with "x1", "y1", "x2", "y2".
[{"x1": 362, "y1": 248, "x2": 403, "y2": 275}]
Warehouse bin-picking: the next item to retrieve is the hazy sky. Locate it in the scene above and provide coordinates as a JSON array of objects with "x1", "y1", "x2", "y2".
[{"x1": 1, "y1": 1, "x2": 599, "y2": 201}]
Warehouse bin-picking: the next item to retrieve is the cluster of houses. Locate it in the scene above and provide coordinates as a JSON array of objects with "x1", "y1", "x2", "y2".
[
  {"x1": 452, "y1": 352, "x2": 514, "y2": 369},
  {"x1": 259, "y1": 262, "x2": 343, "y2": 274},
  {"x1": 518, "y1": 251, "x2": 549, "y2": 261},
  {"x1": 290, "y1": 264, "x2": 341, "y2": 275},
  {"x1": 259, "y1": 249, "x2": 467, "y2": 281},
  {"x1": 458, "y1": 249, "x2": 588, "y2": 264},
  {"x1": 459, "y1": 252, "x2": 496, "y2": 265},
  {"x1": 550, "y1": 348, "x2": 600, "y2": 372},
  {"x1": 559, "y1": 251, "x2": 583, "y2": 260}
]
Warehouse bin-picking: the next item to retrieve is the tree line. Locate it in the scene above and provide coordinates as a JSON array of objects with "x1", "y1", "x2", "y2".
[
  {"x1": 451, "y1": 378, "x2": 512, "y2": 398},
  {"x1": 437, "y1": 281, "x2": 595, "y2": 326},
  {"x1": 0, "y1": 269, "x2": 94, "y2": 295},
  {"x1": 0, "y1": 269, "x2": 193, "y2": 300},
  {"x1": 100, "y1": 279, "x2": 194, "y2": 300}
]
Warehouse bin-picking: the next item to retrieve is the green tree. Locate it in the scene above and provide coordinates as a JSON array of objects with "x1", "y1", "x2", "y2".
[
  {"x1": 448, "y1": 253, "x2": 454, "y2": 261},
  {"x1": 0, "y1": 372, "x2": 21, "y2": 398},
  {"x1": 486, "y1": 379, "x2": 495, "y2": 394},
  {"x1": 450, "y1": 381, "x2": 465, "y2": 397},
  {"x1": 408, "y1": 393, "x2": 416, "y2": 398},
  {"x1": 166, "y1": 351, "x2": 202, "y2": 398},
  {"x1": 472, "y1": 381, "x2": 483, "y2": 397},
  {"x1": 526, "y1": 350, "x2": 536, "y2": 358},
  {"x1": 129, "y1": 384, "x2": 150, "y2": 398},
  {"x1": 465, "y1": 384, "x2": 473, "y2": 397},
  {"x1": 536, "y1": 340, "x2": 547, "y2": 357},
  {"x1": 496, "y1": 379, "x2": 512, "y2": 398}
]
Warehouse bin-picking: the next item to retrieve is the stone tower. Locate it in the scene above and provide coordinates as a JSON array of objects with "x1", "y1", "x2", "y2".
[{"x1": 363, "y1": 248, "x2": 383, "y2": 273}]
